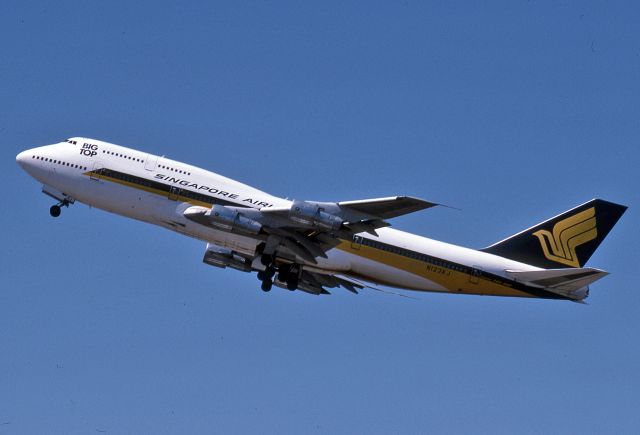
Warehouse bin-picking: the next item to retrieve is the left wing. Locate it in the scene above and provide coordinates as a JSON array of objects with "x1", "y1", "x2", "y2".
[
  {"x1": 273, "y1": 268, "x2": 365, "y2": 295},
  {"x1": 201, "y1": 242, "x2": 419, "y2": 297},
  {"x1": 201, "y1": 242, "x2": 365, "y2": 295}
]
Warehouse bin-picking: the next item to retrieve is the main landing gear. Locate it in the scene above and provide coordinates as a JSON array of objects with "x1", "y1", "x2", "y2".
[
  {"x1": 278, "y1": 264, "x2": 299, "y2": 291},
  {"x1": 257, "y1": 267, "x2": 275, "y2": 292},
  {"x1": 257, "y1": 254, "x2": 275, "y2": 292},
  {"x1": 50, "y1": 199, "x2": 71, "y2": 217},
  {"x1": 257, "y1": 255, "x2": 299, "y2": 292}
]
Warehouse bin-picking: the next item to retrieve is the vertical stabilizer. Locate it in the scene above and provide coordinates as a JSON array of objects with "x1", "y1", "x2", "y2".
[{"x1": 482, "y1": 199, "x2": 627, "y2": 269}]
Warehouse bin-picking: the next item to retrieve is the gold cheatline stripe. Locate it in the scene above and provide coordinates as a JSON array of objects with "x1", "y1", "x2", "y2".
[
  {"x1": 85, "y1": 171, "x2": 212, "y2": 208},
  {"x1": 335, "y1": 241, "x2": 536, "y2": 298}
]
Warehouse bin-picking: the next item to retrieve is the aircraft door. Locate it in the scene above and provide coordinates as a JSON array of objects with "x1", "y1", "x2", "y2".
[
  {"x1": 90, "y1": 161, "x2": 104, "y2": 181},
  {"x1": 145, "y1": 154, "x2": 157, "y2": 171},
  {"x1": 168, "y1": 186, "x2": 181, "y2": 201},
  {"x1": 469, "y1": 266, "x2": 482, "y2": 284},
  {"x1": 351, "y1": 234, "x2": 363, "y2": 250}
]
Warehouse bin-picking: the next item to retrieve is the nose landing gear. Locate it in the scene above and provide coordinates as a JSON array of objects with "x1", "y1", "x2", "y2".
[
  {"x1": 49, "y1": 205, "x2": 61, "y2": 217},
  {"x1": 49, "y1": 199, "x2": 71, "y2": 218}
]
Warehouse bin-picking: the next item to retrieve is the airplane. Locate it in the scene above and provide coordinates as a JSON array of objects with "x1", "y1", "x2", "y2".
[{"x1": 16, "y1": 137, "x2": 627, "y2": 302}]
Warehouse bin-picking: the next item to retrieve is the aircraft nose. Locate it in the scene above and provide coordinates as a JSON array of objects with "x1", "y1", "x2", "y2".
[{"x1": 16, "y1": 150, "x2": 31, "y2": 168}]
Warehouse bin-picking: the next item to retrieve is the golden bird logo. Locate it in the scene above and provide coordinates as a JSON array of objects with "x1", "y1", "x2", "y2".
[{"x1": 533, "y1": 207, "x2": 598, "y2": 267}]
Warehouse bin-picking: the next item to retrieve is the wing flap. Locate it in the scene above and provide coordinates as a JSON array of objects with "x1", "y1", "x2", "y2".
[{"x1": 294, "y1": 267, "x2": 367, "y2": 295}]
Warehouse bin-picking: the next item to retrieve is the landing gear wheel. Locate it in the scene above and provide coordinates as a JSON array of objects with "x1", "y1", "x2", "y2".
[
  {"x1": 261, "y1": 279, "x2": 273, "y2": 292},
  {"x1": 286, "y1": 276, "x2": 299, "y2": 291},
  {"x1": 277, "y1": 264, "x2": 291, "y2": 283},
  {"x1": 50, "y1": 205, "x2": 61, "y2": 217}
]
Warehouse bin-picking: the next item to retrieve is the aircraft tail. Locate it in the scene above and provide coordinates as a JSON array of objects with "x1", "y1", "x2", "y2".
[{"x1": 482, "y1": 199, "x2": 627, "y2": 269}]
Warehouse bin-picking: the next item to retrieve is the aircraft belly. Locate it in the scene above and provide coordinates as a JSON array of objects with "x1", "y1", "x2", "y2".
[
  {"x1": 55, "y1": 168, "x2": 258, "y2": 255},
  {"x1": 186, "y1": 226, "x2": 259, "y2": 257},
  {"x1": 325, "y1": 245, "x2": 446, "y2": 292},
  {"x1": 313, "y1": 248, "x2": 352, "y2": 272},
  {"x1": 68, "y1": 177, "x2": 157, "y2": 223}
]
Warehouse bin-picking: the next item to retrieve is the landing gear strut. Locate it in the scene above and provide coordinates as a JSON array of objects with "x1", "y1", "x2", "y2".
[
  {"x1": 260, "y1": 254, "x2": 274, "y2": 266},
  {"x1": 49, "y1": 199, "x2": 70, "y2": 218}
]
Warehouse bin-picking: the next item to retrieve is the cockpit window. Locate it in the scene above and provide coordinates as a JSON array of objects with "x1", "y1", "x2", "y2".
[{"x1": 66, "y1": 139, "x2": 78, "y2": 145}]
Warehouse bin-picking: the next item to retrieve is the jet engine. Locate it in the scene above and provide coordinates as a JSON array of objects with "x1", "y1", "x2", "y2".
[
  {"x1": 209, "y1": 204, "x2": 262, "y2": 235},
  {"x1": 288, "y1": 200, "x2": 343, "y2": 231},
  {"x1": 203, "y1": 243, "x2": 252, "y2": 272}
]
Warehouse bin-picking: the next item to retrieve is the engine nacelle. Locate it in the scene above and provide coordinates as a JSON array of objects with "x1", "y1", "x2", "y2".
[
  {"x1": 203, "y1": 243, "x2": 252, "y2": 272},
  {"x1": 289, "y1": 200, "x2": 343, "y2": 231},
  {"x1": 209, "y1": 204, "x2": 262, "y2": 236}
]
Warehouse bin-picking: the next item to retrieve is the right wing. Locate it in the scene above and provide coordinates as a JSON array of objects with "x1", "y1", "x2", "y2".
[
  {"x1": 256, "y1": 196, "x2": 437, "y2": 260},
  {"x1": 185, "y1": 195, "x2": 439, "y2": 264}
]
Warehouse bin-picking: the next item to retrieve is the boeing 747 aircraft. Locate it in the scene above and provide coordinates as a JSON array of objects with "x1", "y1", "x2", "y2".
[{"x1": 16, "y1": 138, "x2": 626, "y2": 301}]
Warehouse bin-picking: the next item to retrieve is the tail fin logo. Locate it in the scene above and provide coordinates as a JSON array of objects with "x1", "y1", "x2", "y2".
[{"x1": 533, "y1": 207, "x2": 598, "y2": 267}]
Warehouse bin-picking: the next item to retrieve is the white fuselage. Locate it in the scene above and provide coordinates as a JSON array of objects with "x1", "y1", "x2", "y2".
[{"x1": 17, "y1": 138, "x2": 543, "y2": 297}]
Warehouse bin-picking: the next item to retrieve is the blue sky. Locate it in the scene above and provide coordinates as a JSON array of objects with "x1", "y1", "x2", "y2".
[{"x1": 2, "y1": 1, "x2": 639, "y2": 433}]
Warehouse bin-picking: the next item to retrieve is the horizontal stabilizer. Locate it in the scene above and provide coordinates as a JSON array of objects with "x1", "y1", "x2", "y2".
[{"x1": 506, "y1": 267, "x2": 608, "y2": 299}]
